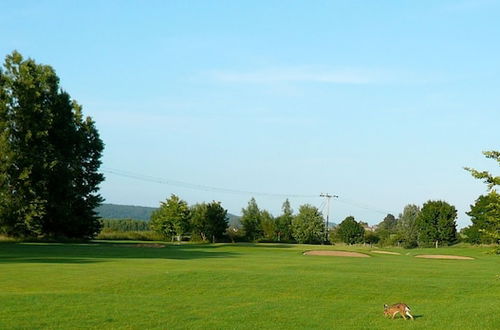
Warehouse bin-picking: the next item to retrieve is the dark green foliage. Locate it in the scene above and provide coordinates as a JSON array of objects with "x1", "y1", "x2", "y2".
[
  {"x1": 336, "y1": 216, "x2": 365, "y2": 245},
  {"x1": 464, "y1": 151, "x2": 500, "y2": 246},
  {"x1": 291, "y1": 204, "x2": 324, "y2": 244},
  {"x1": 241, "y1": 198, "x2": 262, "y2": 241},
  {"x1": 363, "y1": 231, "x2": 380, "y2": 246},
  {"x1": 190, "y1": 201, "x2": 229, "y2": 242},
  {"x1": 96, "y1": 230, "x2": 162, "y2": 241},
  {"x1": 226, "y1": 226, "x2": 246, "y2": 243},
  {"x1": 397, "y1": 204, "x2": 420, "y2": 248},
  {"x1": 275, "y1": 199, "x2": 294, "y2": 241},
  {"x1": 374, "y1": 214, "x2": 399, "y2": 246},
  {"x1": 0, "y1": 51, "x2": 103, "y2": 239},
  {"x1": 100, "y1": 219, "x2": 149, "y2": 232},
  {"x1": 150, "y1": 194, "x2": 190, "y2": 241},
  {"x1": 416, "y1": 200, "x2": 458, "y2": 247},
  {"x1": 378, "y1": 214, "x2": 398, "y2": 232},
  {"x1": 260, "y1": 210, "x2": 276, "y2": 241},
  {"x1": 464, "y1": 192, "x2": 500, "y2": 244}
]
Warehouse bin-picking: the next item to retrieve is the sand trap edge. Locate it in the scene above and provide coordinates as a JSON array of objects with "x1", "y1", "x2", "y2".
[
  {"x1": 303, "y1": 250, "x2": 370, "y2": 257},
  {"x1": 371, "y1": 250, "x2": 401, "y2": 255},
  {"x1": 415, "y1": 254, "x2": 474, "y2": 260}
]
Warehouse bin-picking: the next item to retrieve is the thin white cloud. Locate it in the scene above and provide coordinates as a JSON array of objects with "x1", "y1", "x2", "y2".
[
  {"x1": 206, "y1": 66, "x2": 441, "y2": 85},
  {"x1": 209, "y1": 67, "x2": 378, "y2": 84}
]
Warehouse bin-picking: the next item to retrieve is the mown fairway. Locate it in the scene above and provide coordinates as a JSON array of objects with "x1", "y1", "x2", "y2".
[{"x1": 0, "y1": 242, "x2": 498, "y2": 329}]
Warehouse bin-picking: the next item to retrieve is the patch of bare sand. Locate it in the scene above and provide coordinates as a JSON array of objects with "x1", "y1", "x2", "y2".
[
  {"x1": 303, "y1": 250, "x2": 370, "y2": 257},
  {"x1": 415, "y1": 254, "x2": 474, "y2": 260},
  {"x1": 135, "y1": 243, "x2": 165, "y2": 248},
  {"x1": 371, "y1": 250, "x2": 401, "y2": 255}
]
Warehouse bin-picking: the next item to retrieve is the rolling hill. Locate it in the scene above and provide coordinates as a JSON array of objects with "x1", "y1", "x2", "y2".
[{"x1": 96, "y1": 203, "x2": 241, "y2": 226}]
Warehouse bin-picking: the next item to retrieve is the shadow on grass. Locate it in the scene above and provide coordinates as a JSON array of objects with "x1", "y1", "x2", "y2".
[
  {"x1": 0, "y1": 257, "x2": 105, "y2": 264},
  {"x1": 0, "y1": 241, "x2": 240, "y2": 264},
  {"x1": 217, "y1": 243, "x2": 295, "y2": 249}
]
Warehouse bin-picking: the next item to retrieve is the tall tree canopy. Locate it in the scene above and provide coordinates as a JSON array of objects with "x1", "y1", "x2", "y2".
[
  {"x1": 336, "y1": 216, "x2": 365, "y2": 245},
  {"x1": 241, "y1": 197, "x2": 262, "y2": 241},
  {"x1": 397, "y1": 204, "x2": 420, "y2": 248},
  {"x1": 463, "y1": 192, "x2": 500, "y2": 244},
  {"x1": 0, "y1": 51, "x2": 104, "y2": 238},
  {"x1": 291, "y1": 204, "x2": 324, "y2": 244},
  {"x1": 464, "y1": 151, "x2": 500, "y2": 246},
  {"x1": 150, "y1": 194, "x2": 190, "y2": 241},
  {"x1": 275, "y1": 199, "x2": 294, "y2": 241},
  {"x1": 416, "y1": 200, "x2": 457, "y2": 247},
  {"x1": 190, "y1": 201, "x2": 228, "y2": 242}
]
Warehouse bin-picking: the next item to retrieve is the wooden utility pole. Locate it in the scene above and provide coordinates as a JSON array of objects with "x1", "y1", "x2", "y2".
[{"x1": 320, "y1": 193, "x2": 338, "y2": 242}]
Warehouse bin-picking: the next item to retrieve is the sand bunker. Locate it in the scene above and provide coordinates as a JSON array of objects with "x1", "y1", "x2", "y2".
[
  {"x1": 303, "y1": 250, "x2": 370, "y2": 257},
  {"x1": 415, "y1": 254, "x2": 474, "y2": 260},
  {"x1": 135, "y1": 243, "x2": 165, "y2": 248},
  {"x1": 371, "y1": 250, "x2": 401, "y2": 255}
]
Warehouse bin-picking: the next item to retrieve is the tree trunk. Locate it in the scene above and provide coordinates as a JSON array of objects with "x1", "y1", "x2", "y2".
[{"x1": 435, "y1": 240, "x2": 439, "y2": 248}]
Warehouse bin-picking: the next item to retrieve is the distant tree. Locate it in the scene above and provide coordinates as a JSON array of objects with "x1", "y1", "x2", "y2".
[
  {"x1": 190, "y1": 201, "x2": 229, "y2": 242},
  {"x1": 292, "y1": 204, "x2": 324, "y2": 244},
  {"x1": 226, "y1": 226, "x2": 244, "y2": 243},
  {"x1": 190, "y1": 203, "x2": 208, "y2": 241},
  {"x1": 0, "y1": 51, "x2": 104, "y2": 239},
  {"x1": 374, "y1": 214, "x2": 399, "y2": 246},
  {"x1": 260, "y1": 210, "x2": 276, "y2": 241},
  {"x1": 378, "y1": 214, "x2": 398, "y2": 232},
  {"x1": 150, "y1": 194, "x2": 190, "y2": 241},
  {"x1": 100, "y1": 219, "x2": 150, "y2": 232},
  {"x1": 337, "y1": 216, "x2": 365, "y2": 245},
  {"x1": 205, "y1": 201, "x2": 229, "y2": 243},
  {"x1": 241, "y1": 197, "x2": 262, "y2": 241},
  {"x1": 275, "y1": 199, "x2": 294, "y2": 241},
  {"x1": 463, "y1": 192, "x2": 500, "y2": 244},
  {"x1": 396, "y1": 204, "x2": 420, "y2": 248},
  {"x1": 416, "y1": 200, "x2": 457, "y2": 248},
  {"x1": 464, "y1": 151, "x2": 500, "y2": 246},
  {"x1": 364, "y1": 231, "x2": 380, "y2": 247}
]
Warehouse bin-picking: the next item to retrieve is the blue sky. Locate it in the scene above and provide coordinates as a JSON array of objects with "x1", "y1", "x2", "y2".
[{"x1": 1, "y1": 0, "x2": 499, "y2": 227}]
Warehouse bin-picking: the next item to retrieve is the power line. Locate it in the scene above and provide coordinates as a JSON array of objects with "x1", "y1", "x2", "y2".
[
  {"x1": 335, "y1": 197, "x2": 396, "y2": 215},
  {"x1": 102, "y1": 167, "x2": 397, "y2": 216},
  {"x1": 102, "y1": 167, "x2": 319, "y2": 199}
]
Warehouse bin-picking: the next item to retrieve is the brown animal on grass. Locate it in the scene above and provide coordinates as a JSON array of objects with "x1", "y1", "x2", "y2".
[{"x1": 384, "y1": 303, "x2": 414, "y2": 320}]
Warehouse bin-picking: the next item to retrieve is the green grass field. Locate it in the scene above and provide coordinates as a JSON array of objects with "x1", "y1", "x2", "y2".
[{"x1": 1, "y1": 242, "x2": 498, "y2": 329}]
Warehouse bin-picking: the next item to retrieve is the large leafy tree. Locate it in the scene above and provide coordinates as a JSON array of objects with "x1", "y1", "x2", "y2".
[
  {"x1": 150, "y1": 194, "x2": 190, "y2": 241},
  {"x1": 190, "y1": 201, "x2": 228, "y2": 242},
  {"x1": 463, "y1": 191, "x2": 500, "y2": 244},
  {"x1": 375, "y1": 213, "x2": 398, "y2": 246},
  {"x1": 336, "y1": 216, "x2": 365, "y2": 245},
  {"x1": 416, "y1": 200, "x2": 457, "y2": 247},
  {"x1": 260, "y1": 210, "x2": 276, "y2": 241},
  {"x1": 275, "y1": 199, "x2": 294, "y2": 241},
  {"x1": 241, "y1": 197, "x2": 262, "y2": 241},
  {"x1": 291, "y1": 204, "x2": 324, "y2": 244},
  {"x1": 464, "y1": 151, "x2": 500, "y2": 245},
  {"x1": 397, "y1": 204, "x2": 420, "y2": 248},
  {"x1": 0, "y1": 51, "x2": 104, "y2": 238}
]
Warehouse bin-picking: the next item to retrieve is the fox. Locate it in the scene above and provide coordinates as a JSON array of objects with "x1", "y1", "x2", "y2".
[{"x1": 384, "y1": 303, "x2": 414, "y2": 320}]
